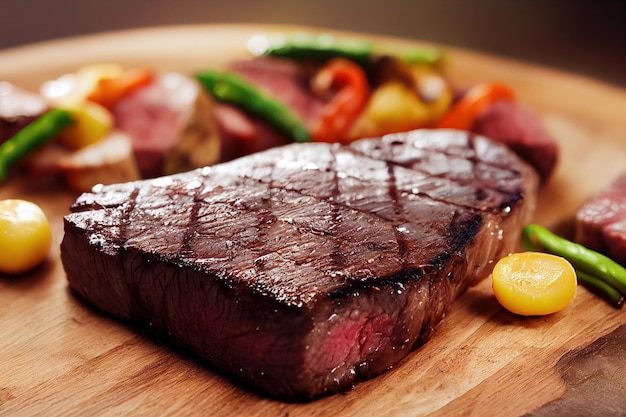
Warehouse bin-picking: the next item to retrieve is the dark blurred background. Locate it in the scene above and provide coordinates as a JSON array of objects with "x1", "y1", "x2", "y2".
[{"x1": 1, "y1": 0, "x2": 624, "y2": 87}]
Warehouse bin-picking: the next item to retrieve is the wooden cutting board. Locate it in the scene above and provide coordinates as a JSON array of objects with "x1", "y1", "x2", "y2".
[{"x1": 1, "y1": 25, "x2": 625, "y2": 416}]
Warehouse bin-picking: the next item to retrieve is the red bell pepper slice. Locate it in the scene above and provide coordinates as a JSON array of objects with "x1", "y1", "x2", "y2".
[
  {"x1": 310, "y1": 58, "x2": 370, "y2": 143},
  {"x1": 436, "y1": 82, "x2": 515, "y2": 131}
]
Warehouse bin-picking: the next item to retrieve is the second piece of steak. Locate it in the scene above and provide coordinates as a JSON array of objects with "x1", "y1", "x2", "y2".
[
  {"x1": 471, "y1": 99, "x2": 558, "y2": 183},
  {"x1": 61, "y1": 129, "x2": 538, "y2": 401},
  {"x1": 576, "y1": 173, "x2": 626, "y2": 266}
]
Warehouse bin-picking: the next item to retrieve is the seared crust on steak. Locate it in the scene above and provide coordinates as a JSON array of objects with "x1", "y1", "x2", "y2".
[{"x1": 61, "y1": 129, "x2": 538, "y2": 400}]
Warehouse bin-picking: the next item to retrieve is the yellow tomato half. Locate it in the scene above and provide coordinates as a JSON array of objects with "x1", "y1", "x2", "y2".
[
  {"x1": 492, "y1": 252, "x2": 577, "y2": 316},
  {"x1": 0, "y1": 199, "x2": 52, "y2": 274},
  {"x1": 57, "y1": 101, "x2": 113, "y2": 150}
]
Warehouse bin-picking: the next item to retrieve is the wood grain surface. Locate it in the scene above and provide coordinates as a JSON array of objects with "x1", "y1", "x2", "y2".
[{"x1": 1, "y1": 25, "x2": 625, "y2": 417}]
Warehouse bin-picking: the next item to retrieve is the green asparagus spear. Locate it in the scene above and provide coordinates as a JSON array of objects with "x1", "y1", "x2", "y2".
[
  {"x1": 196, "y1": 70, "x2": 311, "y2": 143},
  {"x1": 0, "y1": 109, "x2": 73, "y2": 182},
  {"x1": 524, "y1": 224, "x2": 626, "y2": 298}
]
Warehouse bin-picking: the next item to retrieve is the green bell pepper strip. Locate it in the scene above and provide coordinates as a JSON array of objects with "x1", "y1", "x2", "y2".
[
  {"x1": 196, "y1": 70, "x2": 311, "y2": 143},
  {"x1": 248, "y1": 32, "x2": 444, "y2": 66},
  {"x1": 524, "y1": 224, "x2": 626, "y2": 302},
  {"x1": 0, "y1": 108, "x2": 73, "y2": 182}
]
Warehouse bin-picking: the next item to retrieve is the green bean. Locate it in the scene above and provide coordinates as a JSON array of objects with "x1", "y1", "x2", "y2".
[
  {"x1": 524, "y1": 224, "x2": 626, "y2": 296},
  {"x1": 248, "y1": 32, "x2": 444, "y2": 66},
  {"x1": 576, "y1": 270, "x2": 624, "y2": 308},
  {"x1": 249, "y1": 33, "x2": 374, "y2": 65},
  {"x1": 196, "y1": 70, "x2": 311, "y2": 143},
  {"x1": 398, "y1": 47, "x2": 445, "y2": 65},
  {"x1": 0, "y1": 109, "x2": 73, "y2": 182}
]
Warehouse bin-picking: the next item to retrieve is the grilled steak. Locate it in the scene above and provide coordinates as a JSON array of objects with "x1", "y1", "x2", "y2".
[
  {"x1": 471, "y1": 99, "x2": 558, "y2": 182},
  {"x1": 0, "y1": 82, "x2": 48, "y2": 145},
  {"x1": 114, "y1": 72, "x2": 221, "y2": 178},
  {"x1": 214, "y1": 102, "x2": 291, "y2": 162},
  {"x1": 214, "y1": 57, "x2": 323, "y2": 162},
  {"x1": 61, "y1": 129, "x2": 538, "y2": 400},
  {"x1": 576, "y1": 173, "x2": 626, "y2": 266}
]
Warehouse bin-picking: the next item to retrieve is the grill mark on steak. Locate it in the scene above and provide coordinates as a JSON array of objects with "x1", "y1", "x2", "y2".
[
  {"x1": 179, "y1": 184, "x2": 202, "y2": 259},
  {"x1": 182, "y1": 134, "x2": 516, "y2": 291},
  {"x1": 386, "y1": 160, "x2": 401, "y2": 211},
  {"x1": 348, "y1": 131, "x2": 527, "y2": 212},
  {"x1": 386, "y1": 161, "x2": 410, "y2": 261},
  {"x1": 252, "y1": 201, "x2": 281, "y2": 274},
  {"x1": 328, "y1": 145, "x2": 347, "y2": 268},
  {"x1": 62, "y1": 128, "x2": 538, "y2": 400},
  {"x1": 244, "y1": 144, "x2": 513, "y2": 220}
]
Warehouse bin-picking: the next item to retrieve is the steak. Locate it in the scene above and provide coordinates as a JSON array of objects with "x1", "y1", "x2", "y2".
[
  {"x1": 576, "y1": 173, "x2": 626, "y2": 266},
  {"x1": 0, "y1": 82, "x2": 48, "y2": 145},
  {"x1": 229, "y1": 57, "x2": 325, "y2": 126},
  {"x1": 114, "y1": 72, "x2": 221, "y2": 178},
  {"x1": 214, "y1": 102, "x2": 291, "y2": 162},
  {"x1": 471, "y1": 99, "x2": 558, "y2": 182},
  {"x1": 61, "y1": 129, "x2": 538, "y2": 400},
  {"x1": 214, "y1": 57, "x2": 323, "y2": 162}
]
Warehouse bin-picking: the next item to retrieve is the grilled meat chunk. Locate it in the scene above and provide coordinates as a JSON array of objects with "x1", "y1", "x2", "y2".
[
  {"x1": 576, "y1": 173, "x2": 626, "y2": 266},
  {"x1": 61, "y1": 129, "x2": 538, "y2": 400}
]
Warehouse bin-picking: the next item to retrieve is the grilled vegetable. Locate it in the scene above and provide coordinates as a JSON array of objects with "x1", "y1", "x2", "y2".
[
  {"x1": 436, "y1": 82, "x2": 515, "y2": 130},
  {"x1": 524, "y1": 224, "x2": 626, "y2": 308},
  {"x1": 57, "y1": 101, "x2": 112, "y2": 150},
  {"x1": 40, "y1": 64, "x2": 124, "y2": 105},
  {"x1": 196, "y1": 70, "x2": 311, "y2": 143},
  {"x1": 492, "y1": 252, "x2": 577, "y2": 316},
  {"x1": 248, "y1": 32, "x2": 374, "y2": 65},
  {"x1": 87, "y1": 67, "x2": 154, "y2": 109},
  {"x1": 0, "y1": 109, "x2": 73, "y2": 182},
  {"x1": 310, "y1": 58, "x2": 369, "y2": 143},
  {"x1": 0, "y1": 199, "x2": 52, "y2": 274},
  {"x1": 348, "y1": 81, "x2": 431, "y2": 138},
  {"x1": 576, "y1": 270, "x2": 624, "y2": 308},
  {"x1": 248, "y1": 32, "x2": 444, "y2": 66}
]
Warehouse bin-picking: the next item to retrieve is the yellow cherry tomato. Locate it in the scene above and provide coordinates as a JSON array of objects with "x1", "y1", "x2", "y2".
[
  {"x1": 57, "y1": 101, "x2": 113, "y2": 150},
  {"x1": 0, "y1": 199, "x2": 52, "y2": 274},
  {"x1": 492, "y1": 252, "x2": 577, "y2": 316}
]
